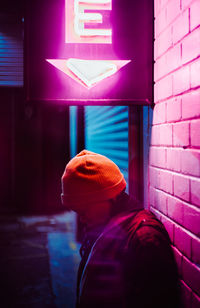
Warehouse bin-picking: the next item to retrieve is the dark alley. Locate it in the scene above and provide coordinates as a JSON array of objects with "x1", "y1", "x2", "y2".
[{"x1": 0, "y1": 211, "x2": 80, "y2": 307}]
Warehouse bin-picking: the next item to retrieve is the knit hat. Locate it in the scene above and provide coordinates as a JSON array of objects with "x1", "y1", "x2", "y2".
[{"x1": 61, "y1": 150, "x2": 126, "y2": 207}]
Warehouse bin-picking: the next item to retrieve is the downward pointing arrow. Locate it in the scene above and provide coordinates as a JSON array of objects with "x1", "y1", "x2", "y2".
[
  {"x1": 67, "y1": 58, "x2": 117, "y2": 88},
  {"x1": 46, "y1": 58, "x2": 131, "y2": 89}
]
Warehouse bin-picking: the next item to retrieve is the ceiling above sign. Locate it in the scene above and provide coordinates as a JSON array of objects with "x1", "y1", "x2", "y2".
[{"x1": 27, "y1": 0, "x2": 153, "y2": 104}]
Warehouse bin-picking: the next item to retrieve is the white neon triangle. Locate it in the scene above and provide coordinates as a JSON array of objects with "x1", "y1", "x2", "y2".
[
  {"x1": 46, "y1": 58, "x2": 131, "y2": 88},
  {"x1": 67, "y1": 58, "x2": 117, "y2": 88}
]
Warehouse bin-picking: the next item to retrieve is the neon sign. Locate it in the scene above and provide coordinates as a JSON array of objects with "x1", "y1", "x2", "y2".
[
  {"x1": 67, "y1": 58, "x2": 116, "y2": 87},
  {"x1": 46, "y1": 0, "x2": 131, "y2": 90},
  {"x1": 65, "y1": 0, "x2": 112, "y2": 44},
  {"x1": 46, "y1": 59, "x2": 131, "y2": 89}
]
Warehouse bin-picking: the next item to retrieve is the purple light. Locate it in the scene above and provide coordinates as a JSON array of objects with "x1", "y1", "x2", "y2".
[{"x1": 46, "y1": 59, "x2": 131, "y2": 89}]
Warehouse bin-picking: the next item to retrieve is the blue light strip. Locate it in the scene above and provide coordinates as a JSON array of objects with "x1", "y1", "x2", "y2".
[{"x1": 69, "y1": 106, "x2": 77, "y2": 158}]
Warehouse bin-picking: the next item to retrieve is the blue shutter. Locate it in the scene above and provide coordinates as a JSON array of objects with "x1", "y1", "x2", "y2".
[
  {"x1": 0, "y1": 24, "x2": 23, "y2": 87},
  {"x1": 84, "y1": 106, "x2": 129, "y2": 190},
  {"x1": 69, "y1": 106, "x2": 78, "y2": 158}
]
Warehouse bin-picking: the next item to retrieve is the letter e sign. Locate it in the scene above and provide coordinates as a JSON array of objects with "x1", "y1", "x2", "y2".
[{"x1": 65, "y1": 0, "x2": 112, "y2": 44}]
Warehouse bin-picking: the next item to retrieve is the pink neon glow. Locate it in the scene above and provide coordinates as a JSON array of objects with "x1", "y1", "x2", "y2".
[
  {"x1": 77, "y1": 12, "x2": 102, "y2": 23},
  {"x1": 65, "y1": 0, "x2": 112, "y2": 44},
  {"x1": 67, "y1": 58, "x2": 117, "y2": 88},
  {"x1": 46, "y1": 59, "x2": 131, "y2": 89},
  {"x1": 79, "y1": 0, "x2": 110, "y2": 3}
]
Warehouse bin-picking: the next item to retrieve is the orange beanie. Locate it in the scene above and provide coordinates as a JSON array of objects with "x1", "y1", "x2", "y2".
[{"x1": 61, "y1": 150, "x2": 126, "y2": 207}]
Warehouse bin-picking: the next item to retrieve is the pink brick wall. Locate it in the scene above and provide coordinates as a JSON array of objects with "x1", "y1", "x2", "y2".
[{"x1": 151, "y1": 0, "x2": 200, "y2": 306}]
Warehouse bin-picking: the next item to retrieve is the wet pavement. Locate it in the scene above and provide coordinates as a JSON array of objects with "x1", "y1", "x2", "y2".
[{"x1": 0, "y1": 211, "x2": 81, "y2": 308}]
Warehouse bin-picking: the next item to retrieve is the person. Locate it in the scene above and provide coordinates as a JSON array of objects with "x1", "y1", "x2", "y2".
[{"x1": 61, "y1": 150, "x2": 181, "y2": 308}]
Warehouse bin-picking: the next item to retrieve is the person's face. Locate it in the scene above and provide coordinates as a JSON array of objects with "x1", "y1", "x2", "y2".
[{"x1": 67, "y1": 200, "x2": 112, "y2": 228}]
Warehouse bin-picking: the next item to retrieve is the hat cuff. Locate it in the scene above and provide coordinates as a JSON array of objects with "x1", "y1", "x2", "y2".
[{"x1": 61, "y1": 177, "x2": 126, "y2": 207}]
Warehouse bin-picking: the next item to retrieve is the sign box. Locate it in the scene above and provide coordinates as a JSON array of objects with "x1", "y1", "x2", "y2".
[{"x1": 26, "y1": 0, "x2": 153, "y2": 104}]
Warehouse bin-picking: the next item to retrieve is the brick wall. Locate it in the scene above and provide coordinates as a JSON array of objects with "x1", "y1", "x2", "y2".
[{"x1": 151, "y1": 0, "x2": 200, "y2": 307}]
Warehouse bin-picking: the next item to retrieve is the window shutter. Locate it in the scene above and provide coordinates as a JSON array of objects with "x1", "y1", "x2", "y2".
[
  {"x1": 0, "y1": 22, "x2": 23, "y2": 87},
  {"x1": 84, "y1": 106, "x2": 129, "y2": 190}
]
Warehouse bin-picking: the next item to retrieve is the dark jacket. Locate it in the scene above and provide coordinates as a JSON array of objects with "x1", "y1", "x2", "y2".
[{"x1": 77, "y1": 199, "x2": 180, "y2": 308}]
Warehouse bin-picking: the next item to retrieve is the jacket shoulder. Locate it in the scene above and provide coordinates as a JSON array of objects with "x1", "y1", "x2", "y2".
[{"x1": 121, "y1": 209, "x2": 171, "y2": 250}]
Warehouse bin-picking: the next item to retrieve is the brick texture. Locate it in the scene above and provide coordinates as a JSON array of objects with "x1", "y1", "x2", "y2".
[
  {"x1": 161, "y1": 214, "x2": 174, "y2": 242},
  {"x1": 181, "y1": 150, "x2": 200, "y2": 177},
  {"x1": 191, "y1": 120, "x2": 200, "y2": 148},
  {"x1": 191, "y1": 58, "x2": 200, "y2": 88},
  {"x1": 151, "y1": 1, "x2": 200, "y2": 307},
  {"x1": 173, "y1": 65, "x2": 190, "y2": 95},
  {"x1": 160, "y1": 124, "x2": 173, "y2": 146},
  {"x1": 174, "y1": 173, "x2": 189, "y2": 202},
  {"x1": 166, "y1": 148, "x2": 181, "y2": 171},
  {"x1": 181, "y1": 0, "x2": 192, "y2": 10},
  {"x1": 172, "y1": 9, "x2": 189, "y2": 44},
  {"x1": 182, "y1": 256, "x2": 200, "y2": 297},
  {"x1": 150, "y1": 146, "x2": 166, "y2": 168},
  {"x1": 152, "y1": 102, "x2": 166, "y2": 124},
  {"x1": 182, "y1": 90, "x2": 200, "y2": 120},
  {"x1": 180, "y1": 280, "x2": 192, "y2": 308},
  {"x1": 155, "y1": 27, "x2": 173, "y2": 57},
  {"x1": 155, "y1": 74, "x2": 173, "y2": 101},
  {"x1": 190, "y1": 0, "x2": 200, "y2": 31},
  {"x1": 155, "y1": 8, "x2": 167, "y2": 36},
  {"x1": 166, "y1": 97, "x2": 181, "y2": 123},
  {"x1": 167, "y1": 195, "x2": 184, "y2": 225},
  {"x1": 173, "y1": 121, "x2": 190, "y2": 147},
  {"x1": 183, "y1": 204, "x2": 200, "y2": 237},
  {"x1": 174, "y1": 225, "x2": 191, "y2": 258},
  {"x1": 172, "y1": 246, "x2": 182, "y2": 275},
  {"x1": 154, "y1": 188, "x2": 168, "y2": 215},
  {"x1": 166, "y1": 0, "x2": 181, "y2": 25},
  {"x1": 191, "y1": 236, "x2": 200, "y2": 266},
  {"x1": 182, "y1": 27, "x2": 200, "y2": 64},
  {"x1": 166, "y1": 44, "x2": 181, "y2": 74},
  {"x1": 159, "y1": 169, "x2": 173, "y2": 194},
  {"x1": 191, "y1": 178, "x2": 200, "y2": 207}
]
